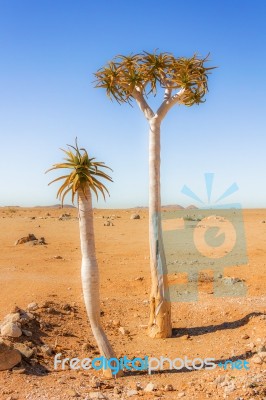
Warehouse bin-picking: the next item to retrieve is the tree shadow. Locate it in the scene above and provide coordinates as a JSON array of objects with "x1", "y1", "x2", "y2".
[
  {"x1": 172, "y1": 311, "x2": 264, "y2": 338},
  {"x1": 124, "y1": 350, "x2": 256, "y2": 377}
]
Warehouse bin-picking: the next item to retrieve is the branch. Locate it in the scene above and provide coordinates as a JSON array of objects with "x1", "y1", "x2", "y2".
[
  {"x1": 156, "y1": 88, "x2": 185, "y2": 122},
  {"x1": 132, "y1": 87, "x2": 154, "y2": 121},
  {"x1": 161, "y1": 78, "x2": 172, "y2": 101},
  {"x1": 163, "y1": 87, "x2": 172, "y2": 101}
]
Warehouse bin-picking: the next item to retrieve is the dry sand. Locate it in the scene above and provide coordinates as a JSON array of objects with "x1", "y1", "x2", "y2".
[{"x1": 0, "y1": 207, "x2": 265, "y2": 399}]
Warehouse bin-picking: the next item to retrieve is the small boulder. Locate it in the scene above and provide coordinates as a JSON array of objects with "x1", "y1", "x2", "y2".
[
  {"x1": 130, "y1": 214, "x2": 140, "y2": 220},
  {"x1": 14, "y1": 343, "x2": 34, "y2": 359},
  {"x1": 15, "y1": 233, "x2": 37, "y2": 245},
  {"x1": 27, "y1": 302, "x2": 39, "y2": 312},
  {"x1": 1, "y1": 322, "x2": 22, "y2": 338},
  {"x1": 144, "y1": 382, "x2": 156, "y2": 392},
  {"x1": 41, "y1": 344, "x2": 53, "y2": 356},
  {"x1": 127, "y1": 389, "x2": 138, "y2": 397},
  {"x1": 0, "y1": 349, "x2": 21, "y2": 371}
]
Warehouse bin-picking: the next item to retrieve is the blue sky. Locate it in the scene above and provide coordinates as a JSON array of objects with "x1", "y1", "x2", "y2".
[{"x1": 0, "y1": 0, "x2": 265, "y2": 208}]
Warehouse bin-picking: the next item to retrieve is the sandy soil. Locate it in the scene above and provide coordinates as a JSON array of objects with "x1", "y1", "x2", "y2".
[{"x1": 0, "y1": 207, "x2": 265, "y2": 400}]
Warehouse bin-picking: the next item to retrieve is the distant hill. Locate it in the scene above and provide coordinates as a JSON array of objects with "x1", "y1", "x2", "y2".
[
  {"x1": 34, "y1": 204, "x2": 76, "y2": 209},
  {"x1": 162, "y1": 204, "x2": 185, "y2": 210},
  {"x1": 186, "y1": 205, "x2": 199, "y2": 210}
]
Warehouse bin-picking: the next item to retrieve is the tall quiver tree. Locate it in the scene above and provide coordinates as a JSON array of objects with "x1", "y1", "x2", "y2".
[
  {"x1": 47, "y1": 140, "x2": 121, "y2": 377},
  {"x1": 95, "y1": 52, "x2": 214, "y2": 338}
]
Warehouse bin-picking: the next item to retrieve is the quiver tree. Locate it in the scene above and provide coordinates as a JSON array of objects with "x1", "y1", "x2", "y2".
[
  {"x1": 95, "y1": 51, "x2": 214, "y2": 338},
  {"x1": 46, "y1": 140, "x2": 122, "y2": 377}
]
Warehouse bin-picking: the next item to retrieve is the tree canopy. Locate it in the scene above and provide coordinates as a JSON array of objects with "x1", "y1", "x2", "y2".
[
  {"x1": 95, "y1": 51, "x2": 214, "y2": 108},
  {"x1": 46, "y1": 139, "x2": 112, "y2": 205}
]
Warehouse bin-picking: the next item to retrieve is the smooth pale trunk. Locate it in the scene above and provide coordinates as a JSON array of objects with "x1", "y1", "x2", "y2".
[
  {"x1": 147, "y1": 118, "x2": 172, "y2": 338},
  {"x1": 78, "y1": 187, "x2": 120, "y2": 377}
]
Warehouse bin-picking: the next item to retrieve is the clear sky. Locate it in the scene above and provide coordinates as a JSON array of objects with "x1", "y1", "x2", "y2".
[{"x1": 0, "y1": 0, "x2": 265, "y2": 208}]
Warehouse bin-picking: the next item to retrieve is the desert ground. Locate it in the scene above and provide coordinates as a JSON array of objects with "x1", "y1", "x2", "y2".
[{"x1": 0, "y1": 207, "x2": 265, "y2": 400}]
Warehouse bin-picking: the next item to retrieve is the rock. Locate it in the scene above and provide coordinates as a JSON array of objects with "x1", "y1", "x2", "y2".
[
  {"x1": 252, "y1": 355, "x2": 263, "y2": 364},
  {"x1": 1, "y1": 313, "x2": 21, "y2": 326},
  {"x1": 15, "y1": 233, "x2": 37, "y2": 245},
  {"x1": 127, "y1": 389, "x2": 138, "y2": 397},
  {"x1": 135, "y1": 277, "x2": 144, "y2": 281},
  {"x1": 178, "y1": 392, "x2": 186, "y2": 398},
  {"x1": 130, "y1": 214, "x2": 140, "y2": 220},
  {"x1": 0, "y1": 349, "x2": 22, "y2": 371},
  {"x1": 1, "y1": 322, "x2": 22, "y2": 338},
  {"x1": 258, "y1": 351, "x2": 266, "y2": 361},
  {"x1": 214, "y1": 375, "x2": 227, "y2": 386},
  {"x1": 222, "y1": 277, "x2": 243, "y2": 284},
  {"x1": 224, "y1": 382, "x2": 236, "y2": 394},
  {"x1": 12, "y1": 366, "x2": 26, "y2": 374},
  {"x1": 144, "y1": 382, "x2": 156, "y2": 392},
  {"x1": 27, "y1": 302, "x2": 39, "y2": 311},
  {"x1": 112, "y1": 319, "x2": 120, "y2": 327},
  {"x1": 54, "y1": 255, "x2": 63, "y2": 259},
  {"x1": 26, "y1": 312, "x2": 34, "y2": 320},
  {"x1": 89, "y1": 392, "x2": 107, "y2": 399},
  {"x1": 261, "y1": 220, "x2": 266, "y2": 223},
  {"x1": 41, "y1": 344, "x2": 53, "y2": 356},
  {"x1": 164, "y1": 384, "x2": 174, "y2": 391},
  {"x1": 22, "y1": 329, "x2": 32, "y2": 337},
  {"x1": 65, "y1": 389, "x2": 79, "y2": 397},
  {"x1": 14, "y1": 343, "x2": 34, "y2": 359},
  {"x1": 104, "y1": 220, "x2": 114, "y2": 226},
  {"x1": 118, "y1": 326, "x2": 129, "y2": 335},
  {"x1": 241, "y1": 334, "x2": 250, "y2": 339},
  {"x1": 38, "y1": 237, "x2": 46, "y2": 245}
]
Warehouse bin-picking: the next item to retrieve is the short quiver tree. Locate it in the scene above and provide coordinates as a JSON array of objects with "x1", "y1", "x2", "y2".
[{"x1": 47, "y1": 140, "x2": 122, "y2": 377}]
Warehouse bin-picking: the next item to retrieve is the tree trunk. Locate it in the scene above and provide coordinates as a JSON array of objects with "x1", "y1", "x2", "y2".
[
  {"x1": 147, "y1": 118, "x2": 172, "y2": 338},
  {"x1": 78, "y1": 187, "x2": 122, "y2": 377}
]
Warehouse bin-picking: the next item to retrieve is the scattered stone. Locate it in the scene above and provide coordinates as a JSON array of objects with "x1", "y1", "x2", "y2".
[
  {"x1": 241, "y1": 334, "x2": 250, "y2": 339},
  {"x1": 41, "y1": 344, "x2": 53, "y2": 356},
  {"x1": 14, "y1": 343, "x2": 34, "y2": 359},
  {"x1": 252, "y1": 355, "x2": 263, "y2": 364},
  {"x1": 1, "y1": 313, "x2": 20, "y2": 324},
  {"x1": 118, "y1": 326, "x2": 129, "y2": 335},
  {"x1": 15, "y1": 233, "x2": 37, "y2": 245},
  {"x1": 130, "y1": 214, "x2": 140, "y2": 220},
  {"x1": 112, "y1": 319, "x2": 120, "y2": 327},
  {"x1": 1, "y1": 322, "x2": 22, "y2": 338},
  {"x1": 0, "y1": 349, "x2": 21, "y2": 371},
  {"x1": 258, "y1": 351, "x2": 266, "y2": 361},
  {"x1": 222, "y1": 277, "x2": 243, "y2": 284},
  {"x1": 59, "y1": 213, "x2": 71, "y2": 221},
  {"x1": 164, "y1": 384, "x2": 174, "y2": 391},
  {"x1": 12, "y1": 366, "x2": 26, "y2": 374},
  {"x1": 214, "y1": 375, "x2": 227, "y2": 385},
  {"x1": 104, "y1": 220, "x2": 114, "y2": 226},
  {"x1": 65, "y1": 389, "x2": 79, "y2": 397},
  {"x1": 127, "y1": 389, "x2": 138, "y2": 397},
  {"x1": 224, "y1": 382, "x2": 236, "y2": 394},
  {"x1": 27, "y1": 302, "x2": 39, "y2": 311},
  {"x1": 38, "y1": 237, "x2": 46, "y2": 245},
  {"x1": 144, "y1": 382, "x2": 156, "y2": 392},
  {"x1": 26, "y1": 312, "x2": 34, "y2": 320},
  {"x1": 22, "y1": 329, "x2": 32, "y2": 337},
  {"x1": 62, "y1": 303, "x2": 72, "y2": 311},
  {"x1": 89, "y1": 392, "x2": 107, "y2": 399}
]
